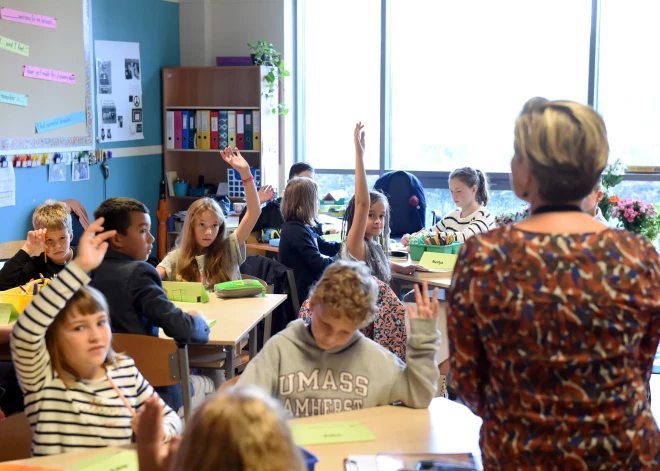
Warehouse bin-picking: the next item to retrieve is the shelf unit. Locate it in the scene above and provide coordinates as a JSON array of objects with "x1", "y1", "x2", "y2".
[{"x1": 162, "y1": 66, "x2": 279, "y2": 251}]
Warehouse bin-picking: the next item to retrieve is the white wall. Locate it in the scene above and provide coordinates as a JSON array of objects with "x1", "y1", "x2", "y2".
[{"x1": 180, "y1": 0, "x2": 294, "y2": 192}]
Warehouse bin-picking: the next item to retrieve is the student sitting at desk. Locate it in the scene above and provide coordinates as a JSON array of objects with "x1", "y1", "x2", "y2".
[
  {"x1": 238, "y1": 261, "x2": 439, "y2": 417},
  {"x1": 10, "y1": 219, "x2": 181, "y2": 456},
  {"x1": 89, "y1": 197, "x2": 212, "y2": 412},
  {"x1": 0, "y1": 200, "x2": 75, "y2": 290},
  {"x1": 157, "y1": 148, "x2": 260, "y2": 289}
]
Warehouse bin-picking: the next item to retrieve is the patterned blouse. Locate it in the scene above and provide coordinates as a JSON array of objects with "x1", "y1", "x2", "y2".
[{"x1": 448, "y1": 226, "x2": 660, "y2": 469}]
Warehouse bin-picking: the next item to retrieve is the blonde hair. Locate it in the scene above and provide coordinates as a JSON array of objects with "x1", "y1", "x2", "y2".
[
  {"x1": 176, "y1": 198, "x2": 232, "y2": 286},
  {"x1": 46, "y1": 286, "x2": 118, "y2": 388},
  {"x1": 281, "y1": 177, "x2": 319, "y2": 226},
  {"x1": 309, "y1": 260, "x2": 378, "y2": 328},
  {"x1": 32, "y1": 200, "x2": 72, "y2": 233},
  {"x1": 514, "y1": 97, "x2": 609, "y2": 203},
  {"x1": 168, "y1": 386, "x2": 305, "y2": 471}
]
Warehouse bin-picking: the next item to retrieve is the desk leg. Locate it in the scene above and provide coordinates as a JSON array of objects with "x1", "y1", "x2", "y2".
[
  {"x1": 224, "y1": 345, "x2": 235, "y2": 379},
  {"x1": 177, "y1": 345, "x2": 192, "y2": 424},
  {"x1": 262, "y1": 311, "x2": 273, "y2": 347},
  {"x1": 249, "y1": 326, "x2": 258, "y2": 360}
]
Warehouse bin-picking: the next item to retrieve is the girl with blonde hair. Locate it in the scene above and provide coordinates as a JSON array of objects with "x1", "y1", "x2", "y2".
[
  {"x1": 448, "y1": 97, "x2": 660, "y2": 468},
  {"x1": 11, "y1": 219, "x2": 181, "y2": 456},
  {"x1": 157, "y1": 148, "x2": 261, "y2": 288},
  {"x1": 278, "y1": 175, "x2": 341, "y2": 302},
  {"x1": 137, "y1": 387, "x2": 305, "y2": 471}
]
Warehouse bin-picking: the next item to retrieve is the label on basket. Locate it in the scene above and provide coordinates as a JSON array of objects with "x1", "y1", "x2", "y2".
[{"x1": 417, "y1": 252, "x2": 457, "y2": 272}]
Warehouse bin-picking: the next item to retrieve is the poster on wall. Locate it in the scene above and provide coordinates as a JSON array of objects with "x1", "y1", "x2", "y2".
[{"x1": 94, "y1": 40, "x2": 144, "y2": 143}]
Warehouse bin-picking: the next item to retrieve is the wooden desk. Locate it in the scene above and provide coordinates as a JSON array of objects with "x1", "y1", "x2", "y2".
[
  {"x1": 295, "y1": 398, "x2": 482, "y2": 471},
  {"x1": 168, "y1": 293, "x2": 287, "y2": 378},
  {"x1": 246, "y1": 242, "x2": 279, "y2": 253},
  {"x1": 391, "y1": 272, "x2": 452, "y2": 290},
  {"x1": 7, "y1": 398, "x2": 482, "y2": 470}
]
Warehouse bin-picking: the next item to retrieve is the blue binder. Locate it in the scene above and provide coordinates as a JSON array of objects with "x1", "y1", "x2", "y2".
[
  {"x1": 244, "y1": 111, "x2": 253, "y2": 150},
  {"x1": 219, "y1": 110, "x2": 229, "y2": 148},
  {"x1": 182, "y1": 111, "x2": 190, "y2": 149}
]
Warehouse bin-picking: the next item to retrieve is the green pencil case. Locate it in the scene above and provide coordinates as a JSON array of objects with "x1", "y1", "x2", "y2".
[{"x1": 214, "y1": 279, "x2": 266, "y2": 298}]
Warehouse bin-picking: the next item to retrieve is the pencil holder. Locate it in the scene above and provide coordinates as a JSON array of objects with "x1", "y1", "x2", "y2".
[{"x1": 173, "y1": 182, "x2": 189, "y2": 197}]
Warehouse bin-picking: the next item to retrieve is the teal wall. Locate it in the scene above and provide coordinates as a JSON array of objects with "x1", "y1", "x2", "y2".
[{"x1": 0, "y1": 0, "x2": 179, "y2": 243}]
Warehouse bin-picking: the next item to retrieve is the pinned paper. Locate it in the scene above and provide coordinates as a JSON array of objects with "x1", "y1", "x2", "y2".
[
  {"x1": 0, "y1": 8, "x2": 57, "y2": 29},
  {"x1": 0, "y1": 35, "x2": 29, "y2": 56},
  {"x1": 290, "y1": 420, "x2": 376, "y2": 446},
  {"x1": 162, "y1": 281, "x2": 209, "y2": 303},
  {"x1": 23, "y1": 66, "x2": 75, "y2": 84},
  {"x1": 418, "y1": 252, "x2": 458, "y2": 272},
  {"x1": 35, "y1": 111, "x2": 86, "y2": 133},
  {"x1": 0, "y1": 90, "x2": 28, "y2": 107},
  {"x1": 62, "y1": 450, "x2": 138, "y2": 471}
]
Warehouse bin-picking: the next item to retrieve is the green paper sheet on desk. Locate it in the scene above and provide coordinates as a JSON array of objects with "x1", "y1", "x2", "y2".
[
  {"x1": 290, "y1": 420, "x2": 376, "y2": 446},
  {"x1": 162, "y1": 281, "x2": 209, "y2": 303},
  {"x1": 0, "y1": 303, "x2": 19, "y2": 325},
  {"x1": 322, "y1": 233, "x2": 342, "y2": 242},
  {"x1": 64, "y1": 450, "x2": 138, "y2": 471},
  {"x1": 207, "y1": 318, "x2": 216, "y2": 328}
]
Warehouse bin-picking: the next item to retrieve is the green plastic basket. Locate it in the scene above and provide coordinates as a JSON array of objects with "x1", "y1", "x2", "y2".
[{"x1": 409, "y1": 242, "x2": 464, "y2": 262}]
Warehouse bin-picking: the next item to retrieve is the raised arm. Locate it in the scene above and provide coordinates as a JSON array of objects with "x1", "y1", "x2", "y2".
[
  {"x1": 345, "y1": 123, "x2": 370, "y2": 262},
  {"x1": 0, "y1": 229, "x2": 46, "y2": 290},
  {"x1": 388, "y1": 283, "x2": 440, "y2": 408},
  {"x1": 222, "y1": 147, "x2": 261, "y2": 245}
]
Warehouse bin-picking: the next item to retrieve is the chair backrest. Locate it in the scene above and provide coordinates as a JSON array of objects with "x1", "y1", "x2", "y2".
[
  {"x1": 285, "y1": 268, "x2": 300, "y2": 314},
  {"x1": 373, "y1": 170, "x2": 427, "y2": 237},
  {"x1": 0, "y1": 412, "x2": 32, "y2": 462},
  {"x1": 0, "y1": 240, "x2": 25, "y2": 261},
  {"x1": 112, "y1": 334, "x2": 181, "y2": 387}
]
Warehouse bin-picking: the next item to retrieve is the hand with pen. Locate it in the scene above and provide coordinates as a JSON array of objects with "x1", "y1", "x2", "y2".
[{"x1": 21, "y1": 228, "x2": 47, "y2": 258}]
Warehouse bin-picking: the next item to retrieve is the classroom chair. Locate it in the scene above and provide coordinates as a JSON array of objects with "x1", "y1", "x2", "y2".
[
  {"x1": 111, "y1": 333, "x2": 193, "y2": 422},
  {"x1": 0, "y1": 240, "x2": 25, "y2": 261},
  {"x1": 0, "y1": 411, "x2": 31, "y2": 462}
]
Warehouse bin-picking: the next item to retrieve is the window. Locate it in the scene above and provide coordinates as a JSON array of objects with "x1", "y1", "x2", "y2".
[
  {"x1": 389, "y1": 0, "x2": 592, "y2": 172},
  {"x1": 596, "y1": 2, "x2": 660, "y2": 167},
  {"x1": 315, "y1": 174, "x2": 380, "y2": 201},
  {"x1": 298, "y1": 0, "x2": 381, "y2": 170}
]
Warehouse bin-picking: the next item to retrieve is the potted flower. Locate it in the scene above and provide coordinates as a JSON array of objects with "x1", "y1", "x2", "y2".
[
  {"x1": 598, "y1": 158, "x2": 625, "y2": 221},
  {"x1": 247, "y1": 41, "x2": 290, "y2": 115},
  {"x1": 494, "y1": 205, "x2": 531, "y2": 227},
  {"x1": 610, "y1": 198, "x2": 660, "y2": 242}
]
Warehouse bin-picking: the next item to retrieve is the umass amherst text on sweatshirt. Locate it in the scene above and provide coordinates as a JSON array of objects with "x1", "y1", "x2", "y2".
[{"x1": 238, "y1": 318, "x2": 440, "y2": 417}]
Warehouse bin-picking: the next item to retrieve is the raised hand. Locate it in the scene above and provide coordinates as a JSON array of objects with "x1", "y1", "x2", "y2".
[
  {"x1": 136, "y1": 396, "x2": 175, "y2": 471},
  {"x1": 354, "y1": 122, "x2": 366, "y2": 158},
  {"x1": 406, "y1": 282, "x2": 440, "y2": 320},
  {"x1": 220, "y1": 147, "x2": 251, "y2": 179},
  {"x1": 72, "y1": 218, "x2": 116, "y2": 273},
  {"x1": 22, "y1": 228, "x2": 47, "y2": 257},
  {"x1": 258, "y1": 184, "x2": 275, "y2": 204}
]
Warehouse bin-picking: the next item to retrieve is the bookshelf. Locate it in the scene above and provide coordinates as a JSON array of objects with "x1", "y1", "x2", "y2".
[{"x1": 162, "y1": 66, "x2": 279, "y2": 250}]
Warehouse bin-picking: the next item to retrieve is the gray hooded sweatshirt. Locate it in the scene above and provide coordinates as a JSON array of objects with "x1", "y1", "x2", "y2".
[{"x1": 238, "y1": 318, "x2": 439, "y2": 417}]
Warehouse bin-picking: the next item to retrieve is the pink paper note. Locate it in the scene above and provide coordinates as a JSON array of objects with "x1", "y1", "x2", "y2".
[
  {"x1": 23, "y1": 66, "x2": 75, "y2": 85},
  {"x1": 1, "y1": 8, "x2": 57, "y2": 29}
]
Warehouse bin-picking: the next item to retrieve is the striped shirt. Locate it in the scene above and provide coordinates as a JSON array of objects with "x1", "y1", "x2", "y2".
[
  {"x1": 433, "y1": 206, "x2": 495, "y2": 242},
  {"x1": 10, "y1": 262, "x2": 181, "y2": 456}
]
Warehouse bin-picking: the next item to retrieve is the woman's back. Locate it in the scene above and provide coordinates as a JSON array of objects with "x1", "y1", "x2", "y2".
[{"x1": 449, "y1": 225, "x2": 660, "y2": 467}]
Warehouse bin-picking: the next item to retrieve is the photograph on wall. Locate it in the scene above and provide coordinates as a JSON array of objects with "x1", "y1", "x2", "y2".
[
  {"x1": 48, "y1": 163, "x2": 66, "y2": 183},
  {"x1": 72, "y1": 161, "x2": 90, "y2": 182},
  {"x1": 97, "y1": 60, "x2": 112, "y2": 94},
  {"x1": 94, "y1": 41, "x2": 144, "y2": 142}
]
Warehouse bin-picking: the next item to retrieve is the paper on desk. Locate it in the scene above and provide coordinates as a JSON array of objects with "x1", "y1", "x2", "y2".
[
  {"x1": 0, "y1": 164, "x2": 15, "y2": 208},
  {"x1": 63, "y1": 450, "x2": 138, "y2": 471},
  {"x1": 291, "y1": 420, "x2": 375, "y2": 446},
  {"x1": 207, "y1": 318, "x2": 216, "y2": 328},
  {"x1": 162, "y1": 281, "x2": 209, "y2": 303},
  {"x1": 322, "y1": 233, "x2": 342, "y2": 242},
  {"x1": 0, "y1": 303, "x2": 18, "y2": 324}
]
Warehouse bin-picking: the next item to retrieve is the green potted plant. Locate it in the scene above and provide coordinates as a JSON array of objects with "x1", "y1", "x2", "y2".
[{"x1": 247, "y1": 41, "x2": 290, "y2": 115}]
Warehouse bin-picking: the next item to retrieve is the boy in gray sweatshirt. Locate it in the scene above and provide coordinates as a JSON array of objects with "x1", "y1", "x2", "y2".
[{"x1": 238, "y1": 260, "x2": 440, "y2": 417}]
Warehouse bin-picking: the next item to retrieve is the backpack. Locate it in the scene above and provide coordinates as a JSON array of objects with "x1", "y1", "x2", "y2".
[
  {"x1": 238, "y1": 199, "x2": 284, "y2": 233},
  {"x1": 373, "y1": 171, "x2": 426, "y2": 237}
]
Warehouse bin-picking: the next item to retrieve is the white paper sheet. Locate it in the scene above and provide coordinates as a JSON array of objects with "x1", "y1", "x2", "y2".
[
  {"x1": 94, "y1": 40, "x2": 144, "y2": 143},
  {"x1": 0, "y1": 163, "x2": 16, "y2": 207}
]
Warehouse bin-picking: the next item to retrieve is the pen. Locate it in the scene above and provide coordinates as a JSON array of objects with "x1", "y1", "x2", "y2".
[{"x1": 19, "y1": 285, "x2": 28, "y2": 295}]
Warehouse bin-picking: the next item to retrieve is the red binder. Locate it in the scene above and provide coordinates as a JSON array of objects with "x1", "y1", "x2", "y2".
[
  {"x1": 236, "y1": 110, "x2": 245, "y2": 150},
  {"x1": 210, "y1": 111, "x2": 219, "y2": 150},
  {"x1": 174, "y1": 111, "x2": 182, "y2": 149}
]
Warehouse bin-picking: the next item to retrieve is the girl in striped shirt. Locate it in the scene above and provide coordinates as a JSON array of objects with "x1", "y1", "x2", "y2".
[
  {"x1": 404, "y1": 167, "x2": 495, "y2": 245},
  {"x1": 10, "y1": 218, "x2": 181, "y2": 456}
]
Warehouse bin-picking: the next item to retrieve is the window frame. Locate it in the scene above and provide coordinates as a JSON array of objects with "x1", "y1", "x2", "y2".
[{"x1": 294, "y1": 0, "x2": 659, "y2": 191}]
